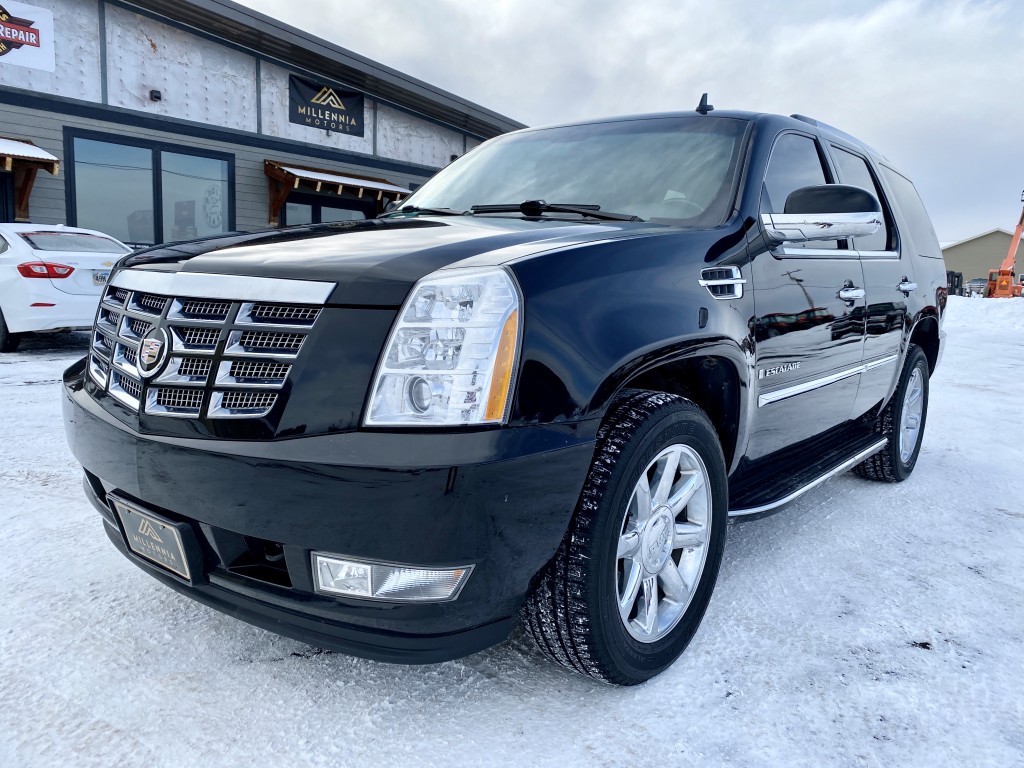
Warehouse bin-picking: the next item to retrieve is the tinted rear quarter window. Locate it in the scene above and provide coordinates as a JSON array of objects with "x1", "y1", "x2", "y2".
[{"x1": 879, "y1": 167, "x2": 941, "y2": 258}]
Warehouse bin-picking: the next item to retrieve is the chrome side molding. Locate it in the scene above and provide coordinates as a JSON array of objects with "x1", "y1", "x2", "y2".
[{"x1": 757, "y1": 354, "x2": 898, "y2": 407}]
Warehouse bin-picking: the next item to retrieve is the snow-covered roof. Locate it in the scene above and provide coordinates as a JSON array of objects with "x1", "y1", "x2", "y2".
[
  {"x1": 0, "y1": 137, "x2": 59, "y2": 164},
  {"x1": 276, "y1": 165, "x2": 411, "y2": 195},
  {"x1": 941, "y1": 228, "x2": 1013, "y2": 251}
]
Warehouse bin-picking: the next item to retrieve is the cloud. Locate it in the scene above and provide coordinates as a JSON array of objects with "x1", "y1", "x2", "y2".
[{"x1": 241, "y1": 0, "x2": 1023, "y2": 242}]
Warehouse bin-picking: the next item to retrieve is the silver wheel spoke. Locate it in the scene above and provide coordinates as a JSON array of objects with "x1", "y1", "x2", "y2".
[
  {"x1": 617, "y1": 530, "x2": 640, "y2": 559},
  {"x1": 659, "y1": 561, "x2": 688, "y2": 603},
  {"x1": 907, "y1": 385, "x2": 922, "y2": 406},
  {"x1": 619, "y1": 563, "x2": 642, "y2": 621},
  {"x1": 674, "y1": 521, "x2": 706, "y2": 549},
  {"x1": 652, "y1": 448, "x2": 680, "y2": 504},
  {"x1": 639, "y1": 576, "x2": 659, "y2": 635},
  {"x1": 633, "y1": 473, "x2": 653, "y2": 523},
  {"x1": 667, "y1": 470, "x2": 704, "y2": 515}
]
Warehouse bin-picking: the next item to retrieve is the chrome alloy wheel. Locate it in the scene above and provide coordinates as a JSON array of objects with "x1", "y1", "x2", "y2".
[
  {"x1": 615, "y1": 444, "x2": 712, "y2": 643},
  {"x1": 899, "y1": 367, "x2": 924, "y2": 463}
]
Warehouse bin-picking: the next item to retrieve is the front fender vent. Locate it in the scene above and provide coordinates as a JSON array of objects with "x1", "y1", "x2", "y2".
[{"x1": 699, "y1": 266, "x2": 746, "y2": 299}]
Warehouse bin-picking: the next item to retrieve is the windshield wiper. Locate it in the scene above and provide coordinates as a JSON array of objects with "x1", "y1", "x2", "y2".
[
  {"x1": 470, "y1": 200, "x2": 643, "y2": 222},
  {"x1": 380, "y1": 205, "x2": 466, "y2": 218}
]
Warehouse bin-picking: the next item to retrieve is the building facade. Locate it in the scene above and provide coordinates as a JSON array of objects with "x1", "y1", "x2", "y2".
[
  {"x1": 941, "y1": 229, "x2": 1014, "y2": 282},
  {"x1": 0, "y1": 0, "x2": 523, "y2": 245}
]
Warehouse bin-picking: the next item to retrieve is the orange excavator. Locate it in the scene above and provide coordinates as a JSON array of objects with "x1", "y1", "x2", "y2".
[{"x1": 988, "y1": 190, "x2": 1024, "y2": 298}]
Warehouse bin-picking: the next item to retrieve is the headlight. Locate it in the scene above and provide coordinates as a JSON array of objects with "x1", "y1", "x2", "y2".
[{"x1": 364, "y1": 267, "x2": 521, "y2": 426}]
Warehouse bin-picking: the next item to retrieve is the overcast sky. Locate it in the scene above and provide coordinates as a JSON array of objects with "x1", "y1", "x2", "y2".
[{"x1": 242, "y1": 0, "x2": 1023, "y2": 244}]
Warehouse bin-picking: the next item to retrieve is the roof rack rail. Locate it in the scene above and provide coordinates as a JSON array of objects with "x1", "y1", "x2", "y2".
[{"x1": 789, "y1": 114, "x2": 887, "y2": 161}]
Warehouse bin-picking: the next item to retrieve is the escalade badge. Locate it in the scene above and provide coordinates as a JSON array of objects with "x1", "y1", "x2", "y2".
[
  {"x1": 758, "y1": 362, "x2": 800, "y2": 379},
  {"x1": 137, "y1": 327, "x2": 170, "y2": 378}
]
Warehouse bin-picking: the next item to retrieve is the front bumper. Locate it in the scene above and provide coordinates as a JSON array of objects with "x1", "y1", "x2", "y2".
[{"x1": 63, "y1": 360, "x2": 596, "y2": 663}]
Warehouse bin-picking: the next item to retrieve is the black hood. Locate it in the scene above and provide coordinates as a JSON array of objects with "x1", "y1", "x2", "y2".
[{"x1": 119, "y1": 217, "x2": 671, "y2": 306}]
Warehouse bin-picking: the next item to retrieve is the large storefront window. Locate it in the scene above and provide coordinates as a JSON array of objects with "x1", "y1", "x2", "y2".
[
  {"x1": 73, "y1": 139, "x2": 154, "y2": 243},
  {"x1": 162, "y1": 152, "x2": 230, "y2": 241},
  {"x1": 70, "y1": 133, "x2": 233, "y2": 246}
]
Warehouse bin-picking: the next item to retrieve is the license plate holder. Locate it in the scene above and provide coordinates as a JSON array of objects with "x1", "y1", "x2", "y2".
[
  {"x1": 111, "y1": 497, "x2": 193, "y2": 580},
  {"x1": 92, "y1": 271, "x2": 109, "y2": 286}
]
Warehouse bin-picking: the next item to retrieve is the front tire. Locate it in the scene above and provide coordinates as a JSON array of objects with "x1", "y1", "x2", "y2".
[
  {"x1": 0, "y1": 309, "x2": 22, "y2": 353},
  {"x1": 522, "y1": 391, "x2": 728, "y2": 685},
  {"x1": 855, "y1": 344, "x2": 930, "y2": 482}
]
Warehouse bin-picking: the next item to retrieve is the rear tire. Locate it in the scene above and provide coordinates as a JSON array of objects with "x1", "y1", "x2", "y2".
[
  {"x1": 855, "y1": 344, "x2": 929, "y2": 482},
  {"x1": 0, "y1": 309, "x2": 22, "y2": 353},
  {"x1": 522, "y1": 390, "x2": 728, "y2": 685}
]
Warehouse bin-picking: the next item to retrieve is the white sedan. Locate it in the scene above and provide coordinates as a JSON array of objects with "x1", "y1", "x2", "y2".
[{"x1": 0, "y1": 224, "x2": 132, "y2": 352}]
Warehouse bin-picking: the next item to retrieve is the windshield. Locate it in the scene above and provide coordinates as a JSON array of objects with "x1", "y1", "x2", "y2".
[
  {"x1": 400, "y1": 116, "x2": 749, "y2": 225},
  {"x1": 19, "y1": 231, "x2": 130, "y2": 254}
]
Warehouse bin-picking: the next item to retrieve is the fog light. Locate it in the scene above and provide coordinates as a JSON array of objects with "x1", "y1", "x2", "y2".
[{"x1": 312, "y1": 553, "x2": 473, "y2": 602}]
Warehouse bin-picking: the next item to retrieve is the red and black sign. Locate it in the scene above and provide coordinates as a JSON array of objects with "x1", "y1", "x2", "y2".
[
  {"x1": 289, "y1": 75, "x2": 364, "y2": 136},
  {"x1": 0, "y1": 4, "x2": 41, "y2": 57}
]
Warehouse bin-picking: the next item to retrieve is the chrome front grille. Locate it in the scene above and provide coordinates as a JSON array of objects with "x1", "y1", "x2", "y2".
[
  {"x1": 172, "y1": 298, "x2": 231, "y2": 320},
  {"x1": 132, "y1": 293, "x2": 168, "y2": 315},
  {"x1": 242, "y1": 303, "x2": 321, "y2": 325},
  {"x1": 232, "y1": 360, "x2": 290, "y2": 379},
  {"x1": 238, "y1": 331, "x2": 305, "y2": 351},
  {"x1": 89, "y1": 280, "x2": 325, "y2": 420},
  {"x1": 126, "y1": 317, "x2": 153, "y2": 339},
  {"x1": 179, "y1": 327, "x2": 221, "y2": 346},
  {"x1": 177, "y1": 357, "x2": 212, "y2": 378},
  {"x1": 210, "y1": 390, "x2": 279, "y2": 418},
  {"x1": 149, "y1": 386, "x2": 205, "y2": 416}
]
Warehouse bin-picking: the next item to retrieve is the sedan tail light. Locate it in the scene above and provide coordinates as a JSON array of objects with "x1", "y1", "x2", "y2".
[{"x1": 17, "y1": 261, "x2": 75, "y2": 279}]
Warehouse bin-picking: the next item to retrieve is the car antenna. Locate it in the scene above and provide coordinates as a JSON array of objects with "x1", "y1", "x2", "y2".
[{"x1": 695, "y1": 93, "x2": 714, "y2": 115}]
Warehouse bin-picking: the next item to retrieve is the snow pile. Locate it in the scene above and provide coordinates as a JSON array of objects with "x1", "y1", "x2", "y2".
[
  {"x1": 943, "y1": 294, "x2": 1024, "y2": 331},
  {"x1": 1, "y1": 310, "x2": 1022, "y2": 767}
]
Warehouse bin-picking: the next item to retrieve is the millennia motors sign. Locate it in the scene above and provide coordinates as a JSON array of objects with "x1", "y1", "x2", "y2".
[{"x1": 0, "y1": 0, "x2": 54, "y2": 72}]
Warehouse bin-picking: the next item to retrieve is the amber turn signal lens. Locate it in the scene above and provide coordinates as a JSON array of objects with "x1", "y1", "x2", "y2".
[{"x1": 485, "y1": 309, "x2": 519, "y2": 421}]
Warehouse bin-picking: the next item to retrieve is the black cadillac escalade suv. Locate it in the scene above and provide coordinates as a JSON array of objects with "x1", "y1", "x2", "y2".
[{"x1": 62, "y1": 107, "x2": 946, "y2": 685}]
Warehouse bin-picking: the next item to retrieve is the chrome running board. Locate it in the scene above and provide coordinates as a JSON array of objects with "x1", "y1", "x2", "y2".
[{"x1": 728, "y1": 437, "x2": 888, "y2": 518}]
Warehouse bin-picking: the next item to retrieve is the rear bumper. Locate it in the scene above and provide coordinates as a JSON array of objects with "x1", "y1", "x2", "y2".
[
  {"x1": 2, "y1": 285, "x2": 101, "y2": 332},
  {"x1": 63, "y1": 360, "x2": 596, "y2": 663}
]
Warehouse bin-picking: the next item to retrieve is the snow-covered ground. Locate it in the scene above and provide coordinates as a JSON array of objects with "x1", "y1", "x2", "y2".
[{"x1": 1, "y1": 296, "x2": 1021, "y2": 767}]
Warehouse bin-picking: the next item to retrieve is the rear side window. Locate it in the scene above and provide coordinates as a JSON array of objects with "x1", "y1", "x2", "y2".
[
  {"x1": 0, "y1": 235, "x2": 8, "y2": 255},
  {"x1": 18, "y1": 231, "x2": 129, "y2": 254},
  {"x1": 830, "y1": 146, "x2": 892, "y2": 252},
  {"x1": 879, "y1": 167, "x2": 941, "y2": 258},
  {"x1": 762, "y1": 133, "x2": 836, "y2": 249}
]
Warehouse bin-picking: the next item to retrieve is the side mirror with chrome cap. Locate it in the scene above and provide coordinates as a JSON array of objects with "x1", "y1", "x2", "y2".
[{"x1": 761, "y1": 184, "x2": 883, "y2": 246}]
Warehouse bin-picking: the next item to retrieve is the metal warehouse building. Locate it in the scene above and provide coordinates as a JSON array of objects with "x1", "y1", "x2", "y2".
[
  {"x1": 941, "y1": 229, "x2": 1014, "y2": 283},
  {"x1": 0, "y1": 0, "x2": 523, "y2": 245}
]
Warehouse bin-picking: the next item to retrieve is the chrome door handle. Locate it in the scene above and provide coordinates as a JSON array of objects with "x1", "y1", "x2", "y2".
[
  {"x1": 898, "y1": 280, "x2": 918, "y2": 295},
  {"x1": 837, "y1": 287, "x2": 866, "y2": 301}
]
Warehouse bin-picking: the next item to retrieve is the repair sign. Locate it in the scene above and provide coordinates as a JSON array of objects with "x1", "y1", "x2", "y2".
[{"x1": 0, "y1": 1, "x2": 54, "y2": 72}]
